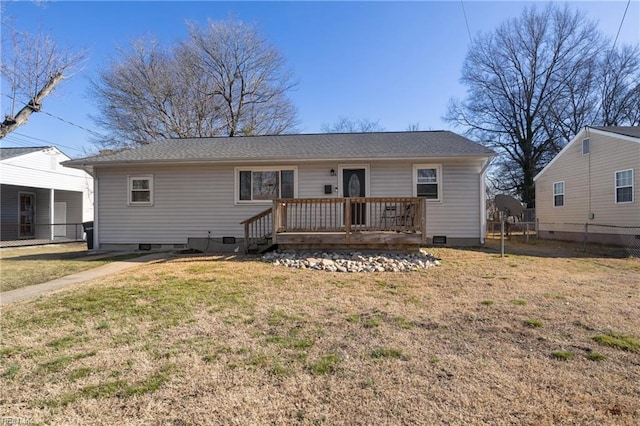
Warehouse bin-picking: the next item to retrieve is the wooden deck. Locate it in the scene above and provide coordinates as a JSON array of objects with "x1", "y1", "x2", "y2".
[{"x1": 242, "y1": 197, "x2": 426, "y2": 253}]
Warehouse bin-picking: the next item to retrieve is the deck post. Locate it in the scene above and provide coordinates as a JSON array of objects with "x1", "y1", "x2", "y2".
[
  {"x1": 272, "y1": 200, "x2": 279, "y2": 244},
  {"x1": 243, "y1": 220, "x2": 250, "y2": 254},
  {"x1": 344, "y1": 198, "x2": 351, "y2": 243},
  {"x1": 420, "y1": 198, "x2": 427, "y2": 244}
]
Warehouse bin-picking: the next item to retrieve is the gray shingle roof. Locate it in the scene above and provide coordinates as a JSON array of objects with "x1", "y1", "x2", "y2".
[
  {"x1": 65, "y1": 131, "x2": 495, "y2": 166},
  {"x1": 591, "y1": 126, "x2": 640, "y2": 139},
  {"x1": 0, "y1": 146, "x2": 49, "y2": 161}
]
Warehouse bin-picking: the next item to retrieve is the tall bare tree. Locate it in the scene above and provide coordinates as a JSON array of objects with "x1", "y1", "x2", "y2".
[
  {"x1": 599, "y1": 45, "x2": 640, "y2": 127},
  {"x1": 91, "y1": 19, "x2": 298, "y2": 148},
  {"x1": 1, "y1": 24, "x2": 85, "y2": 138},
  {"x1": 445, "y1": 4, "x2": 639, "y2": 207},
  {"x1": 321, "y1": 116, "x2": 385, "y2": 133}
]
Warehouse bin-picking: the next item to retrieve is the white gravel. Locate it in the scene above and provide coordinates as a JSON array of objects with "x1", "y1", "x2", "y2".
[{"x1": 261, "y1": 250, "x2": 440, "y2": 272}]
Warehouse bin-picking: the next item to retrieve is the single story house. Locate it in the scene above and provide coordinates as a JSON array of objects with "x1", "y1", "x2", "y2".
[
  {"x1": 534, "y1": 126, "x2": 640, "y2": 246},
  {"x1": 1, "y1": 146, "x2": 93, "y2": 245},
  {"x1": 64, "y1": 131, "x2": 495, "y2": 252}
]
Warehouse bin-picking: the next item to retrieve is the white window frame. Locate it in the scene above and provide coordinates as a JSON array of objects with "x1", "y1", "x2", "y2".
[
  {"x1": 582, "y1": 138, "x2": 590, "y2": 155},
  {"x1": 128, "y1": 175, "x2": 153, "y2": 206},
  {"x1": 615, "y1": 169, "x2": 634, "y2": 204},
  {"x1": 553, "y1": 181, "x2": 565, "y2": 207},
  {"x1": 235, "y1": 166, "x2": 298, "y2": 204},
  {"x1": 412, "y1": 164, "x2": 442, "y2": 202}
]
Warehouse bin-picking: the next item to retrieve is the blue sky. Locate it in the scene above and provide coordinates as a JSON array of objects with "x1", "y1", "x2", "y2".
[{"x1": 1, "y1": 1, "x2": 639, "y2": 158}]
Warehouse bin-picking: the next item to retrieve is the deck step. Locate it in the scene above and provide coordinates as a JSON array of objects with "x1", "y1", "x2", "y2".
[{"x1": 248, "y1": 238, "x2": 276, "y2": 254}]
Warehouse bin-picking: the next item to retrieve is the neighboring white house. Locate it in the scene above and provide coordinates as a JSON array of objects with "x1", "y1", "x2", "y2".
[
  {"x1": 534, "y1": 126, "x2": 640, "y2": 246},
  {"x1": 0, "y1": 146, "x2": 93, "y2": 244},
  {"x1": 64, "y1": 131, "x2": 495, "y2": 252}
]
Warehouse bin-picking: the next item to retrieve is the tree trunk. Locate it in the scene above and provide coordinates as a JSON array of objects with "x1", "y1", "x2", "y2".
[{"x1": 0, "y1": 72, "x2": 64, "y2": 139}]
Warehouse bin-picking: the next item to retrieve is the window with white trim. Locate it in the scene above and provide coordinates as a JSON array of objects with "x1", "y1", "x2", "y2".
[
  {"x1": 582, "y1": 138, "x2": 590, "y2": 155},
  {"x1": 413, "y1": 164, "x2": 441, "y2": 201},
  {"x1": 615, "y1": 169, "x2": 633, "y2": 203},
  {"x1": 236, "y1": 167, "x2": 296, "y2": 203},
  {"x1": 128, "y1": 175, "x2": 153, "y2": 206},
  {"x1": 553, "y1": 181, "x2": 564, "y2": 207}
]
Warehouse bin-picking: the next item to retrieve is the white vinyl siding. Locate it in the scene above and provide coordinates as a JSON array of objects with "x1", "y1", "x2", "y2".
[
  {"x1": 536, "y1": 130, "x2": 639, "y2": 235},
  {"x1": 615, "y1": 169, "x2": 633, "y2": 204},
  {"x1": 1, "y1": 148, "x2": 93, "y2": 222},
  {"x1": 96, "y1": 159, "x2": 485, "y2": 245}
]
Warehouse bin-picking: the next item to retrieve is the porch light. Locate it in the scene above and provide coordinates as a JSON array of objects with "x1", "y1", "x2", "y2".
[{"x1": 330, "y1": 169, "x2": 336, "y2": 176}]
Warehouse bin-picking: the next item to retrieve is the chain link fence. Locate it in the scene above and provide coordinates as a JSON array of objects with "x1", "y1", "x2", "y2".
[
  {"x1": 487, "y1": 208, "x2": 537, "y2": 242},
  {"x1": 487, "y1": 206, "x2": 639, "y2": 256},
  {"x1": 0, "y1": 223, "x2": 86, "y2": 248},
  {"x1": 537, "y1": 222, "x2": 640, "y2": 257}
]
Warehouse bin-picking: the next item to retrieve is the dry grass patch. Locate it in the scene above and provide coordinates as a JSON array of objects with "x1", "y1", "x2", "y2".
[
  {"x1": 0, "y1": 243, "x2": 144, "y2": 291},
  {"x1": 1, "y1": 242, "x2": 639, "y2": 424}
]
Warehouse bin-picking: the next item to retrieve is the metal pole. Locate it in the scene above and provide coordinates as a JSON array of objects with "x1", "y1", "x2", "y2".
[{"x1": 500, "y1": 211, "x2": 505, "y2": 257}]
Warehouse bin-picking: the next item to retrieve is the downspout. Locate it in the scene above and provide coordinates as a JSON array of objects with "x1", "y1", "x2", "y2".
[
  {"x1": 80, "y1": 164, "x2": 98, "y2": 251},
  {"x1": 479, "y1": 157, "x2": 494, "y2": 244},
  {"x1": 93, "y1": 172, "x2": 99, "y2": 250}
]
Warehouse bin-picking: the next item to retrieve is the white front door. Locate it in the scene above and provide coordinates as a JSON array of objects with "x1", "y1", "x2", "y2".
[{"x1": 54, "y1": 202, "x2": 67, "y2": 237}]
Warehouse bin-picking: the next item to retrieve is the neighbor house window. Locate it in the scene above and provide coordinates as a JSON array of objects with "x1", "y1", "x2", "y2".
[
  {"x1": 236, "y1": 167, "x2": 296, "y2": 202},
  {"x1": 582, "y1": 138, "x2": 590, "y2": 155},
  {"x1": 615, "y1": 169, "x2": 634, "y2": 203},
  {"x1": 413, "y1": 164, "x2": 441, "y2": 201},
  {"x1": 128, "y1": 175, "x2": 153, "y2": 206},
  {"x1": 553, "y1": 181, "x2": 565, "y2": 207}
]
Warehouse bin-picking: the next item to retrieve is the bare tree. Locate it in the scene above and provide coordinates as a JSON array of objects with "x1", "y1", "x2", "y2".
[
  {"x1": 1, "y1": 24, "x2": 85, "y2": 138},
  {"x1": 321, "y1": 116, "x2": 385, "y2": 133},
  {"x1": 599, "y1": 45, "x2": 640, "y2": 126},
  {"x1": 91, "y1": 19, "x2": 298, "y2": 148},
  {"x1": 446, "y1": 4, "x2": 639, "y2": 207}
]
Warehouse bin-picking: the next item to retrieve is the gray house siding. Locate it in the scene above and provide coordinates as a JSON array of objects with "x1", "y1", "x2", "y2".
[
  {"x1": 0, "y1": 184, "x2": 84, "y2": 242},
  {"x1": 96, "y1": 158, "x2": 485, "y2": 249}
]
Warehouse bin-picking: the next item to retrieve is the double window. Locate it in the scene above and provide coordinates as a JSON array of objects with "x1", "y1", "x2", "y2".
[
  {"x1": 615, "y1": 169, "x2": 634, "y2": 204},
  {"x1": 128, "y1": 175, "x2": 153, "y2": 206},
  {"x1": 413, "y1": 165, "x2": 441, "y2": 201},
  {"x1": 237, "y1": 167, "x2": 296, "y2": 203},
  {"x1": 553, "y1": 181, "x2": 565, "y2": 207}
]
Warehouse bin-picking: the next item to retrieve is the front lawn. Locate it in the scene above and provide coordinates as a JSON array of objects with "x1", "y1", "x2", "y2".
[
  {"x1": 1, "y1": 242, "x2": 638, "y2": 424},
  {"x1": 0, "y1": 244, "x2": 143, "y2": 292}
]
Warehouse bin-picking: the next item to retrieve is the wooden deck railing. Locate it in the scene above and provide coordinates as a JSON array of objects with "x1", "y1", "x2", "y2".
[
  {"x1": 242, "y1": 198, "x2": 427, "y2": 252},
  {"x1": 240, "y1": 207, "x2": 273, "y2": 253},
  {"x1": 274, "y1": 197, "x2": 426, "y2": 237}
]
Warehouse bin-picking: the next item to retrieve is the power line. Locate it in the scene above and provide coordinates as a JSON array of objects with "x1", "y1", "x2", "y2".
[
  {"x1": 12, "y1": 132, "x2": 86, "y2": 153},
  {"x1": 1, "y1": 136, "x2": 35, "y2": 148},
  {"x1": 612, "y1": 0, "x2": 631, "y2": 49},
  {"x1": 0, "y1": 162, "x2": 90, "y2": 178},
  {"x1": 2, "y1": 134, "x2": 86, "y2": 156},
  {"x1": 2, "y1": 93, "x2": 105, "y2": 138},
  {"x1": 40, "y1": 110, "x2": 104, "y2": 138},
  {"x1": 460, "y1": 0, "x2": 473, "y2": 44}
]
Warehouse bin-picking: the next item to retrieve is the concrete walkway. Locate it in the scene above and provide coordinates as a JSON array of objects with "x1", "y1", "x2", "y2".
[{"x1": 0, "y1": 252, "x2": 170, "y2": 305}]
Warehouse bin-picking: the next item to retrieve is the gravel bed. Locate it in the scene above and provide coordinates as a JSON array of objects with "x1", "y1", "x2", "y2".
[{"x1": 261, "y1": 250, "x2": 440, "y2": 272}]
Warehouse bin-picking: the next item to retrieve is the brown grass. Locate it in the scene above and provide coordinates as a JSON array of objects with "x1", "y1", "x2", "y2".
[
  {"x1": 0, "y1": 243, "x2": 142, "y2": 291},
  {"x1": 1, "y1": 240, "x2": 639, "y2": 424}
]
